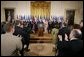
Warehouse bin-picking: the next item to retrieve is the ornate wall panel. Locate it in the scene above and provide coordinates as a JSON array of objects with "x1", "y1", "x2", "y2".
[{"x1": 31, "y1": 1, "x2": 51, "y2": 18}]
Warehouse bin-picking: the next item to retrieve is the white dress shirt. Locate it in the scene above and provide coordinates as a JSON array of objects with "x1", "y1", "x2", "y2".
[{"x1": 1, "y1": 32, "x2": 22, "y2": 56}]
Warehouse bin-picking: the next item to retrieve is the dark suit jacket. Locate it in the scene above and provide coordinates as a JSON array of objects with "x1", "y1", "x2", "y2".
[
  {"x1": 13, "y1": 26, "x2": 23, "y2": 36},
  {"x1": 22, "y1": 26, "x2": 31, "y2": 44},
  {"x1": 58, "y1": 27, "x2": 70, "y2": 41},
  {"x1": 57, "y1": 39, "x2": 83, "y2": 56}
]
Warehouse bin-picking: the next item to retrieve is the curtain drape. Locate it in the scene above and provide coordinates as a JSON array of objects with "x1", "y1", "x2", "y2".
[{"x1": 31, "y1": 1, "x2": 51, "y2": 18}]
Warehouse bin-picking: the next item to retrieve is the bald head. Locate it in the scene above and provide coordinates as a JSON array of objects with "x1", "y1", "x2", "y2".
[{"x1": 70, "y1": 29, "x2": 82, "y2": 39}]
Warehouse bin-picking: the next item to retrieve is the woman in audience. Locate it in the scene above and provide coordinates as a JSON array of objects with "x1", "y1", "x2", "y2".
[
  {"x1": 51, "y1": 24, "x2": 59, "y2": 55},
  {"x1": 51, "y1": 24, "x2": 59, "y2": 44}
]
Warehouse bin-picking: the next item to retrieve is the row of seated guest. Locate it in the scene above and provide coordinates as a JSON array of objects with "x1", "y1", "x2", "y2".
[{"x1": 16, "y1": 20, "x2": 62, "y2": 34}]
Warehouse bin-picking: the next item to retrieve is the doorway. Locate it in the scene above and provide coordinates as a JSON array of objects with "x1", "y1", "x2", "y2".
[
  {"x1": 66, "y1": 10, "x2": 75, "y2": 25},
  {"x1": 5, "y1": 8, "x2": 14, "y2": 23}
]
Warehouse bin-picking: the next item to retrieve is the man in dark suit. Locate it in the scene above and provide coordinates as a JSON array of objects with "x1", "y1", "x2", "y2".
[
  {"x1": 48, "y1": 21, "x2": 53, "y2": 33},
  {"x1": 13, "y1": 20, "x2": 24, "y2": 56},
  {"x1": 52, "y1": 20, "x2": 57, "y2": 28},
  {"x1": 58, "y1": 22, "x2": 70, "y2": 41},
  {"x1": 37, "y1": 20, "x2": 44, "y2": 36},
  {"x1": 57, "y1": 29, "x2": 83, "y2": 56},
  {"x1": 22, "y1": 22, "x2": 31, "y2": 51},
  {"x1": 13, "y1": 20, "x2": 23, "y2": 36}
]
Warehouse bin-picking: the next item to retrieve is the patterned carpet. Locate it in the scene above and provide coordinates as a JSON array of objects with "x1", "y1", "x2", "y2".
[
  {"x1": 23, "y1": 33, "x2": 56, "y2": 56},
  {"x1": 24, "y1": 43, "x2": 56, "y2": 56}
]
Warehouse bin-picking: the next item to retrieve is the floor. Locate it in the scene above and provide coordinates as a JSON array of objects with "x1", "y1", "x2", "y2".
[
  {"x1": 23, "y1": 33, "x2": 56, "y2": 56},
  {"x1": 24, "y1": 43, "x2": 56, "y2": 56}
]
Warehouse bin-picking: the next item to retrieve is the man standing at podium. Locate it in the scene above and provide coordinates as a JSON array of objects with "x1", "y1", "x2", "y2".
[{"x1": 37, "y1": 19, "x2": 44, "y2": 36}]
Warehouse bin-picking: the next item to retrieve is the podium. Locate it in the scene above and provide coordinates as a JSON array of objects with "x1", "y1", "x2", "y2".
[
  {"x1": 38, "y1": 28, "x2": 44, "y2": 36},
  {"x1": 37, "y1": 22, "x2": 44, "y2": 36}
]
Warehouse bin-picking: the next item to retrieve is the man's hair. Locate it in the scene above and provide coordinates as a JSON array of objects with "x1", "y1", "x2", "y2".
[
  {"x1": 6, "y1": 23, "x2": 14, "y2": 32},
  {"x1": 73, "y1": 24, "x2": 80, "y2": 29},
  {"x1": 72, "y1": 29, "x2": 82, "y2": 38},
  {"x1": 80, "y1": 20, "x2": 83, "y2": 23},
  {"x1": 15, "y1": 20, "x2": 20, "y2": 26},
  {"x1": 63, "y1": 22, "x2": 67, "y2": 26}
]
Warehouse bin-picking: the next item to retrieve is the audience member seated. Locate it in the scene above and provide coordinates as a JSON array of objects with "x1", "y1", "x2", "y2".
[
  {"x1": 57, "y1": 29, "x2": 83, "y2": 56},
  {"x1": 1, "y1": 23, "x2": 22, "y2": 56}
]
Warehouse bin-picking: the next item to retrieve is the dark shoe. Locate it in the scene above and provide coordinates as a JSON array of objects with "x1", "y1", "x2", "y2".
[{"x1": 24, "y1": 48, "x2": 30, "y2": 52}]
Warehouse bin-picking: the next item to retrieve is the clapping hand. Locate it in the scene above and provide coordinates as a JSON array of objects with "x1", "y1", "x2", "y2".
[{"x1": 58, "y1": 34, "x2": 68, "y2": 41}]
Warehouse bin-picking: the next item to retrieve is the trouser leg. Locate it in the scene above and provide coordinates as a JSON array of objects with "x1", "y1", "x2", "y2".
[{"x1": 20, "y1": 43, "x2": 24, "y2": 56}]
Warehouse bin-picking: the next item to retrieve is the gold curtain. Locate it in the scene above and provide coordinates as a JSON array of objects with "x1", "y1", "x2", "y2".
[{"x1": 31, "y1": 1, "x2": 51, "y2": 18}]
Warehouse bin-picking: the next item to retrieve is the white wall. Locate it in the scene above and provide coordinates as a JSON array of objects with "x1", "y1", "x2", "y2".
[
  {"x1": 51, "y1": 1, "x2": 83, "y2": 24},
  {"x1": 1, "y1": 1, "x2": 83, "y2": 24},
  {"x1": 1, "y1": 1, "x2": 30, "y2": 22},
  {"x1": 51, "y1": 1, "x2": 63, "y2": 17}
]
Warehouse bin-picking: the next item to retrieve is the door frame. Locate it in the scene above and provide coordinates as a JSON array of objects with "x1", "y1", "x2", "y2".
[{"x1": 4, "y1": 8, "x2": 15, "y2": 22}]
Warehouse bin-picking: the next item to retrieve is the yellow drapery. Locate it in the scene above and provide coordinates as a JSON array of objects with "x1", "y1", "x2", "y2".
[{"x1": 31, "y1": 1, "x2": 51, "y2": 18}]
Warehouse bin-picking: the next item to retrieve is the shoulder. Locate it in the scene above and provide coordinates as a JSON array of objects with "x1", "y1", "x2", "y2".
[
  {"x1": 12, "y1": 35, "x2": 22, "y2": 40},
  {"x1": 71, "y1": 40, "x2": 83, "y2": 44},
  {"x1": 1, "y1": 34, "x2": 7, "y2": 38},
  {"x1": 1, "y1": 34, "x2": 5, "y2": 36},
  {"x1": 52, "y1": 28, "x2": 55, "y2": 31}
]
